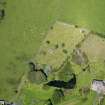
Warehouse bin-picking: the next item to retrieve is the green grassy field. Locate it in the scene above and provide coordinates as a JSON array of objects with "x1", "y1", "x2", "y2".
[
  {"x1": 1, "y1": 0, "x2": 105, "y2": 103},
  {"x1": 35, "y1": 21, "x2": 89, "y2": 70}
]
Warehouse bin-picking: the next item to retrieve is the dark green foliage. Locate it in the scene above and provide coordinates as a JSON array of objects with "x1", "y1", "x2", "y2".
[
  {"x1": 55, "y1": 44, "x2": 59, "y2": 49},
  {"x1": 0, "y1": 0, "x2": 6, "y2": 20},
  {"x1": 75, "y1": 25, "x2": 78, "y2": 28},
  {"x1": 0, "y1": 9, "x2": 5, "y2": 19},
  {"x1": 50, "y1": 26, "x2": 53, "y2": 30},
  {"x1": 46, "y1": 40, "x2": 50, "y2": 44},
  {"x1": 51, "y1": 89, "x2": 64, "y2": 105},
  {"x1": 61, "y1": 43, "x2": 65, "y2": 47},
  {"x1": 62, "y1": 49, "x2": 68, "y2": 54}
]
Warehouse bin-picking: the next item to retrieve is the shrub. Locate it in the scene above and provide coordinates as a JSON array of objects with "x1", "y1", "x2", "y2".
[
  {"x1": 62, "y1": 43, "x2": 65, "y2": 47},
  {"x1": 46, "y1": 40, "x2": 50, "y2": 44},
  {"x1": 55, "y1": 44, "x2": 59, "y2": 49},
  {"x1": 62, "y1": 49, "x2": 68, "y2": 54}
]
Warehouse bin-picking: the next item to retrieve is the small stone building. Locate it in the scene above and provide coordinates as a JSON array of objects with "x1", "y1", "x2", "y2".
[{"x1": 91, "y1": 79, "x2": 105, "y2": 95}]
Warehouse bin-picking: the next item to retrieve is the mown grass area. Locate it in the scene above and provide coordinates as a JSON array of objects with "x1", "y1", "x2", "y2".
[
  {"x1": 35, "y1": 22, "x2": 88, "y2": 69},
  {"x1": 1, "y1": 0, "x2": 105, "y2": 102}
]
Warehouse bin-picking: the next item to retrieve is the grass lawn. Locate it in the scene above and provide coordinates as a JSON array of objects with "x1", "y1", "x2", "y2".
[{"x1": 1, "y1": 0, "x2": 105, "y2": 103}]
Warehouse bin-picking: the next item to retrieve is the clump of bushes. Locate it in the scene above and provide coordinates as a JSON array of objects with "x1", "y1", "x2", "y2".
[
  {"x1": 62, "y1": 49, "x2": 68, "y2": 54},
  {"x1": 0, "y1": 9, "x2": 5, "y2": 19},
  {"x1": 61, "y1": 43, "x2": 65, "y2": 47},
  {"x1": 50, "y1": 26, "x2": 53, "y2": 30},
  {"x1": 0, "y1": 0, "x2": 6, "y2": 20},
  {"x1": 75, "y1": 25, "x2": 78, "y2": 28},
  {"x1": 46, "y1": 40, "x2": 50, "y2": 44}
]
